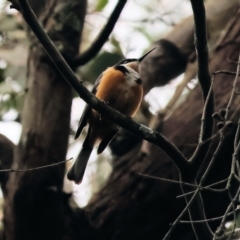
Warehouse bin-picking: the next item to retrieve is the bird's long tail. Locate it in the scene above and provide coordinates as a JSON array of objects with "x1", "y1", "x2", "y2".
[{"x1": 67, "y1": 146, "x2": 92, "y2": 184}]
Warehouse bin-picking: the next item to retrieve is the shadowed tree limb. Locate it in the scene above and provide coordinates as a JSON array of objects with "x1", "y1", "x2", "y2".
[{"x1": 189, "y1": 0, "x2": 214, "y2": 171}]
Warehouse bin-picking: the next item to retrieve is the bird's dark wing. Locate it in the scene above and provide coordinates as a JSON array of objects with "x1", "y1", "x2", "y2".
[
  {"x1": 74, "y1": 74, "x2": 103, "y2": 139},
  {"x1": 91, "y1": 72, "x2": 102, "y2": 94},
  {"x1": 97, "y1": 128, "x2": 119, "y2": 154},
  {"x1": 74, "y1": 105, "x2": 91, "y2": 139}
]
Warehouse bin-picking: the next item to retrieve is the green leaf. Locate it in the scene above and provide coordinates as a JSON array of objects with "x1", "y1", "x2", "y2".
[
  {"x1": 95, "y1": 0, "x2": 108, "y2": 11},
  {"x1": 110, "y1": 36, "x2": 124, "y2": 57}
]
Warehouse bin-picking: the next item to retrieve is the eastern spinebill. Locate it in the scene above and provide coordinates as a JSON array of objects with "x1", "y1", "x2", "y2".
[{"x1": 67, "y1": 47, "x2": 156, "y2": 184}]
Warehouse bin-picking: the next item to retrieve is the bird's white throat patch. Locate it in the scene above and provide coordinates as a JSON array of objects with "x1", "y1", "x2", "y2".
[{"x1": 124, "y1": 66, "x2": 141, "y2": 87}]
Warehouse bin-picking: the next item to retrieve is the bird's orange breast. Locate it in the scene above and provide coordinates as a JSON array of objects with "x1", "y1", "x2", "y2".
[
  {"x1": 95, "y1": 67, "x2": 143, "y2": 117},
  {"x1": 96, "y1": 68, "x2": 125, "y2": 100}
]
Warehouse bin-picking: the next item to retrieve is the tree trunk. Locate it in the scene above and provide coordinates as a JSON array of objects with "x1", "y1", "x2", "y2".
[{"x1": 2, "y1": 1, "x2": 86, "y2": 239}]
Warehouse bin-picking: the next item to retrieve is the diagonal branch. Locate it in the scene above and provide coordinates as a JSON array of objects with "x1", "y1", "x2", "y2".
[
  {"x1": 9, "y1": 0, "x2": 190, "y2": 173},
  {"x1": 0, "y1": 158, "x2": 72, "y2": 172},
  {"x1": 72, "y1": 0, "x2": 127, "y2": 67}
]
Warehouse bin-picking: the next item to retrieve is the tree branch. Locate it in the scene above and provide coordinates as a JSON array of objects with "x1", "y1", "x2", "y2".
[
  {"x1": 72, "y1": 0, "x2": 127, "y2": 67},
  {"x1": 9, "y1": 0, "x2": 189, "y2": 173},
  {"x1": 224, "y1": 54, "x2": 240, "y2": 120},
  {"x1": 189, "y1": 0, "x2": 214, "y2": 171},
  {"x1": 0, "y1": 158, "x2": 72, "y2": 172}
]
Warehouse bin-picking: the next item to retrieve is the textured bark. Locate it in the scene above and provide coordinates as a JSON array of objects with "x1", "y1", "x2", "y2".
[
  {"x1": 86, "y1": 6, "x2": 240, "y2": 240},
  {"x1": 2, "y1": 1, "x2": 87, "y2": 240}
]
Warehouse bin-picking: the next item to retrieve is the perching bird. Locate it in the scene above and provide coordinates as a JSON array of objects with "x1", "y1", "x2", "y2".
[{"x1": 67, "y1": 47, "x2": 156, "y2": 184}]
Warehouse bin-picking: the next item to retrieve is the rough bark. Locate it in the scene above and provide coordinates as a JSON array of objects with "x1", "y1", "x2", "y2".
[
  {"x1": 2, "y1": 1, "x2": 87, "y2": 240},
  {"x1": 85, "y1": 6, "x2": 240, "y2": 240}
]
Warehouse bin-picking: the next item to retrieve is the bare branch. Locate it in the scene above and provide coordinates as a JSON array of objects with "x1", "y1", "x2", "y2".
[
  {"x1": 189, "y1": 0, "x2": 214, "y2": 171},
  {"x1": 213, "y1": 186, "x2": 240, "y2": 239},
  {"x1": 225, "y1": 54, "x2": 240, "y2": 120},
  {"x1": 138, "y1": 173, "x2": 199, "y2": 187},
  {"x1": 176, "y1": 180, "x2": 228, "y2": 198},
  {"x1": 72, "y1": 0, "x2": 127, "y2": 67},
  {"x1": 199, "y1": 126, "x2": 225, "y2": 186},
  {"x1": 138, "y1": 173, "x2": 227, "y2": 195},
  {"x1": 227, "y1": 190, "x2": 237, "y2": 240},
  {"x1": 0, "y1": 158, "x2": 72, "y2": 172},
  {"x1": 180, "y1": 206, "x2": 240, "y2": 223},
  {"x1": 163, "y1": 189, "x2": 201, "y2": 240},
  {"x1": 9, "y1": 0, "x2": 189, "y2": 173}
]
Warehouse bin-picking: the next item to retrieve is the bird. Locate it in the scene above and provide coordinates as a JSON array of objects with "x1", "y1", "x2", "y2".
[{"x1": 67, "y1": 47, "x2": 156, "y2": 184}]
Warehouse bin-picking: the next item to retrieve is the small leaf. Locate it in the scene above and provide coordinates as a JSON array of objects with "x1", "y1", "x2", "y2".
[{"x1": 95, "y1": 0, "x2": 108, "y2": 11}]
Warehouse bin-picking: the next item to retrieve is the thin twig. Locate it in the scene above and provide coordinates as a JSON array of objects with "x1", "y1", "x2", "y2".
[
  {"x1": 0, "y1": 158, "x2": 73, "y2": 172},
  {"x1": 176, "y1": 178, "x2": 228, "y2": 199},
  {"x1": 234, "y1": 117, "x2": 240, "y2": 150},
  {"x1": 226, "y1": 119, "x2": 240, "y2": 190},
  {"x1": 138, "y1": 173, "x2": 199, "y2": 187},
  {"x1": 163, "y1": 189, "x2": 200, "y2": 240},
  {"x1": 212, "y1": 136, "x2": 240, "y2": 238},
  {"x1": 192, "y1": 78, "x2": 215, "y2": 177},
  {"x1": 176, "y1": 79, "x2": 217, "y2": 239},
  {"x1": 9, "y1": 0, "x2": 190, "y2": 173},
  {"x1": 200, "y1": 132, "x2": 225, "y2": 186},
  {"x1": 225, "y1": 54, "x2": 240, "y2": 120},
  {"x1": 180, "y1": 207, "x2": 240, "y2": 224},
  {"x1": 138, "y1": 173, "x2": 227, "y2": 195},
  {"x1": 229, "y1": 108, "x2": 240, "y2": 198},
  {"x1": 226, "y1": 190, "x2": 236, "y2": 240},
  {"x1": 72, "y1": 0, "x2": 127, "y2": 67},
  {"x1": 213, "y1": 185, "x2": 240, "y2": 239},
  {"x1": 234, "y1": 174, "x2": 240, "y2": 183}
]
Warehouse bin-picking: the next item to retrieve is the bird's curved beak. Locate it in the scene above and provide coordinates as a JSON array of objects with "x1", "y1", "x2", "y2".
[{"x1": 138, "y1": 47, "x2": 157, "y2": 62}]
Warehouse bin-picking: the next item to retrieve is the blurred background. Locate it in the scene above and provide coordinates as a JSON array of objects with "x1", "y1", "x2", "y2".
[{"x1": 0, "y1": 0, "x2": 193, "y2": 211}]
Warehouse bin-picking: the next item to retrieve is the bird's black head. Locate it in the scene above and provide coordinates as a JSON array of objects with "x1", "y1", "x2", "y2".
[
  {"x1": 114, "y1": 47, "x2": 157, "y2": 73},
  {"x1": 115, "y1": 58, "x2": 137, "y2": 66},
  {"x1": 114, "y1": 58, "x2": 138, "y2": 74}
]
